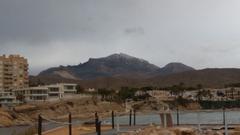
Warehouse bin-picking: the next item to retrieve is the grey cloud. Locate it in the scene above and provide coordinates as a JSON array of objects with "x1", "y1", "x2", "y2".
[
  {"x1": 124, "y1": 27, "x2": 145, "y2": 35},
  {"x1": 1, "y1": 0, "x2": 240, "y2": 74},
  {"x1": 0, "y1": 0, "x2": 134, "y2": 44}
]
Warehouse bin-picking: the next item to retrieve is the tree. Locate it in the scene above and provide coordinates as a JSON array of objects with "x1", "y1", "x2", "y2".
[
  {"x1": 170, "y1": 83, "x2": 185, "y2": 97},
  {"x1": 196, "y1": 89, "x2": 213, "y2": 102},
  {"x1": 196, "y1": 84, "x2": 203, "y2": 90},
  {"x1": 118, "y1": 87, "x2": 137, "y2": 101},
  {"x1": 140, "y1": 86, "x2": 154, "y2": 92},
  {"x1": 76, "y1": 85, "x2": 84, "y2": 94},
  {"x1": 98, "y1": 88, "x2": 115, "y2": 101}
]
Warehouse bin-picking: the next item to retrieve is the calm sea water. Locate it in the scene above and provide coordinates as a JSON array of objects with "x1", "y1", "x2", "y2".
[{"x1": 104, "y1": 110, "x2": 240, "y2": 125}]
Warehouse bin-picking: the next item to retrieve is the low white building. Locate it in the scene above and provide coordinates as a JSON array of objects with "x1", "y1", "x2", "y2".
[
  {"x1": 147, "y1": 90, "x2": 173, "y2": 101},
  {"x1": 14, "y1": 83, "x2": 77, "y2": 102},
  {"x1": 86, "y1": 88, "x2": 96, "y2": 92},
  {"x1": 14, "y1": 86, "x2": 49, "y2": 102},
  {"x1": 47, "y1": 83, "x2": 77, "y2": 100},
  {"x1": 0, "y1": 91, "x2": 19, "y2": 106}
]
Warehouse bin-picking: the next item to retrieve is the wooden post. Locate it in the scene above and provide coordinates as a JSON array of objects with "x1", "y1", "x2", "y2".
[
  {"x1": 223, "y1": 107, "x2": 226, "y2": 125},
  {"x1": 112, "y1": 111, "x2": 115, "y2": 129},
  {"x1": 177, "y1": 108, "x2": 179, "y2": 126},
  {"x1": 95, "y1": 112, "x2": 99, "y2": 132},
  {"x1": 163, "y1": 113, "x2": 167, "y2": 128},
  {"x1": 225, "y1": 120, "x2": 228, "y2": 135},
  {"x1": 69, "y1": 113, "x2": 72, "y2": 135},
  {"x1": 38, "y1": 114, "x2": 42, "y2": 135},
  {"x1": 133, "y1": 109, "x2": 136, "y2": 126},
  {"x1": 116, "y1": 114, "x2": 120, "y2": 132},
  {"x1": 129, "y1": 109, "x2": 132, "y2": 126},
  {"x1": 223, "y1": 108, "x2": 228, "y2": 135},
  {"x1": 197, "y1": 111, "x2": 201, "y2": 132},
  {"x1": 97, "y1": 121, "x2": 101, "y2": 135}
]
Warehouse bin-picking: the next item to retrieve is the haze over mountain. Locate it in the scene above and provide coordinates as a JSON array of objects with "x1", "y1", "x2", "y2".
[{"x1": 39, "y1": 53, "x2": 194, "y2": 80}]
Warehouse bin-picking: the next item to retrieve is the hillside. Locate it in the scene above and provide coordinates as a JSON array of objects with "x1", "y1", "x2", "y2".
[
  {"x1": 32, "y1": 53, "x2": 240, "y2": 89},
  {"x1": 31, "y1": 68, "x2": 240, "y2": 89},
  {"x1": 30, "y1": 53, "x2": 240, "y2": 88},
  {"x1": 155, "y1": 62, "x2": 195, "y2": 76},
  {"x1": 39, "y1": 53, "x2": 160, "y2": 80},
  {"x1": 0, "y1": 97, "x2": 124, "y2": 127},
  {"x1": 147, "y1": 68, "x2": 240, "y2": 88}
]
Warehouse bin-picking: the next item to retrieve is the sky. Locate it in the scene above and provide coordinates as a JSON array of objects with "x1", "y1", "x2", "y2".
[{"x1": 1, "y1": 0, "x2": 240, "y2": 75}]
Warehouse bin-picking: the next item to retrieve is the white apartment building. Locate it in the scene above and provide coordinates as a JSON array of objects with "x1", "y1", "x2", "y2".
[
  {"x1": 13, "y1": 83, "x2": 77, "y2": 102},
  {"x1": 14, "y1": 86, "x2": 49, "y2": 102},
  {"x1": 47, "y1": 83, "x2": 77, "y2": 100},
  {"x1": 0, "y1": 91, "x2": 19, "y2": 106}
]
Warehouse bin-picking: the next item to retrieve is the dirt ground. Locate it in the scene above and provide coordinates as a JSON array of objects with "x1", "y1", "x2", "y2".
[
  {"x1": 119, "y1": 125, "x2": 240, "y2": 135},
  {"x1": 43, "y1": 125, "x2": 112, "y2": 135},
  {"x1": 0, "y1": 97, "x2": 124, "y2": 127}
]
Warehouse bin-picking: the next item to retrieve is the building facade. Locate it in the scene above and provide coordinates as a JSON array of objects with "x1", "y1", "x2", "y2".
[
  {"x1": 0, "y1": 55, "x2": 28, "y2": 91},
  {"x1": 47, "y1": 83, "x2": 77, "y2": 100},
  {"x1": 225, "y1": 88, "x2": 240, "y2": 100},
  {"x1": 0, "y1": 91, "x2": 19, "y2": 106},
  {"x1": 14, "y1": 83, "x2": 77, "y2": 102},
  {"x1": 15, "y1": 86, "x2": 49, "y2": 102}
]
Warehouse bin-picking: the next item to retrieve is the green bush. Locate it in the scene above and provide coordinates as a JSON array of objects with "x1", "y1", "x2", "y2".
[{"x1": 200, "y1": 100, "x2": 240, "y2": 109}]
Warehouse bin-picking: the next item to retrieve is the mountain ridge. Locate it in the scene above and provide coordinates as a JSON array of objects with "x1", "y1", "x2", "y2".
[
  {"x1": 31, "y1": 68, "x2": 240, "y2": 89},
  {"x1": 39, "y1": 53, "x2": 194, "y2": 80}
]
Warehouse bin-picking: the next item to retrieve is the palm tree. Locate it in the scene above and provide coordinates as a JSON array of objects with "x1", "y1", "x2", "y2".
[{"x1": 196, "y1": 89, "x2": 213, "y2": 101}]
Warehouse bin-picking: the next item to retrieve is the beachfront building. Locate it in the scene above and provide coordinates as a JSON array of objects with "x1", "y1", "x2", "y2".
[
  {"x1": 225, "y1": 87, "x2": 240, "y2": 100},
  {"x1": 135, "y1": 90, "x2": 147, "y2": 96},
  {"x1": 0, "y1": 91, "x2": 19, "y2": 106},
  {"x1": 0, "y1": 55, "x2": 29, "y2": 91},
  {"x1": 14, "y1": 86, "x2": 49, "y2": 102},
  {"x1": 86, "y1": 88, "x2": 96, "y2": 92},
  {"x1": 13, "y1": 83, "x2": 77, "y2": 102},
  {"x1": 147, "y1": 90, "x2": 174, "y2": 101},
  {"x1": 47, "y1": 84, "x2": 64, "y2": 99},
  {"x1": 47, "y1": 83, "x2": 77, "y2": 100}
]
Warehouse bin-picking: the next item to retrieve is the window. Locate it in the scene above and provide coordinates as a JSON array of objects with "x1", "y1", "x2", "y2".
[
  {"x1": 49, "y1": 87, "x2": 59, "y2": 92},
  {"x1": 64, "y1": 85, "x2": 74, "y2": 90}
]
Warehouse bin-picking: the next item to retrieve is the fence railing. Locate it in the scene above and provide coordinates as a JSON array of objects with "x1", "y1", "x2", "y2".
[
  {"x1": 36, "y1": 108, "x2": 235, "y2": 135},
  {"x1": 38, "y1": 113, "x2": 72, "y2": 135}
]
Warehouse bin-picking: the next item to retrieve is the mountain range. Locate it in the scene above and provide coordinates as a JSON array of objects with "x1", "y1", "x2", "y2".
[
  {"x1": 31, "y1": 53, "x2": 240, "y2": 88},
  {"x1": 39, "y1": 53, "x2": 195, "y2": 80}
]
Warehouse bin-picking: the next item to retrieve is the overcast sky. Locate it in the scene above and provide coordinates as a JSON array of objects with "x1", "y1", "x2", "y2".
[{"x1": 1, "y1": 0, "x2": 240, "y2": 75}]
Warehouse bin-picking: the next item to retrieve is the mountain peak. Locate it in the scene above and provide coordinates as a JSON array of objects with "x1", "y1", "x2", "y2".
[
  {"x1": 156, "y1": 62, "x2": 195, "y2": 76},
  {"x1": 164, "y1": 62, "x2": 193, "y2": 69},
  {"x1": 88, "y1": 53, "x2": 138, "y2": 62},
  {"x1": 39, "y1": 52, "x2": 196, "y2": 80},
  {"x1": 39, "y1": 53, "x2": 160, "y2": 79},
  {"x1": 107, "y1": 53, "x2": 138, "y2": 60}
]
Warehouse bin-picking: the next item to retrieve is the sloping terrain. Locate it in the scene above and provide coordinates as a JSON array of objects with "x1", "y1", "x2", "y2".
[
  {"x1": 0, "y1": 97, "x2": 124, "y2": 127},
  {"x1": 147, "y1": 68, "x2": 240, "y2": 88},
  {"x1": 38, "y1": 53, "x2": 194, "y2": 80},
  {"x1": 39, "y1": 53, "x2": 160, "y2": 80},
  {"x1": 30, "y1": 68, "x2": 240, "y2": 89}
]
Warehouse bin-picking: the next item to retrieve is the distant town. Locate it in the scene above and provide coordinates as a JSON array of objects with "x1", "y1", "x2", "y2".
[
  {"x1": 3, "y1": 54, "x2": 240, "y2": 135},
  {"x1": 2, "y1": 1, "x2": 240, "y2": 134},
  {"x1": 1, "y1": 54, "x2": 240, "y2": 108}
]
